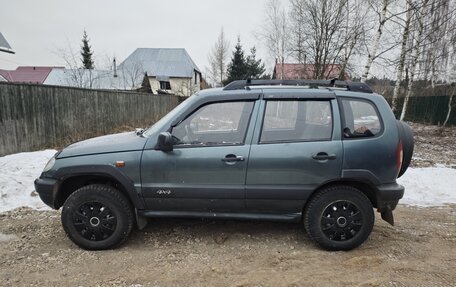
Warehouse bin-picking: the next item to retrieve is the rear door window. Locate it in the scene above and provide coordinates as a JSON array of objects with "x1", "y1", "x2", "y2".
[{"x1": 260, "y1": 100, "x2": 333, "y2": 143}]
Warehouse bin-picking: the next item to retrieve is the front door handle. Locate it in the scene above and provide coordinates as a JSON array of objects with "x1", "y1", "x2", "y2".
[
  {"x1": 312, "y1": 152, "x2": 337, "y2": 161},
  {"x1": 221, "y1": 154, "x2": 245, "y2": 163}
]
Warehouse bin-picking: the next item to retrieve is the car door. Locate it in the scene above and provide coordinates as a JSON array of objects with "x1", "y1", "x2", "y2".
[
  {"x1": 245, "y1": 90, "x2": 343, "y2": 214},
  {"x1": 141, "y1": 99, "x2": 258, "y2": 212}
]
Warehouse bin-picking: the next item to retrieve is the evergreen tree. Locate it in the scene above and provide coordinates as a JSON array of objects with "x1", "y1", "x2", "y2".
[
  {"x1": 246, "y1": 47, "x2": 266, "y2": 79},
  {"x1": 80, "y1": 30, "x2": 94, "y2": 69},
  {"x1": 224, "y1": 38, "x2": 266, "y2": 85},
  {"x1": 224, "y1": 38, "x2": 248, "y2": 85}
]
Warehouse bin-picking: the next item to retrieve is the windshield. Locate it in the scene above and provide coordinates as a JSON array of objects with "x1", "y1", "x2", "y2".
[{"x1": 142, "y1": 96, "x2": 195, "y2": 137}]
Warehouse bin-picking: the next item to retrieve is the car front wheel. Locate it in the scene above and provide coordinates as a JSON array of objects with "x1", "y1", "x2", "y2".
[
  {"x1": 61, "y1": 184, "x2": 134, "y2": 250},
  {"x1": 304, "y1": 185, "x2": 374, "y2": 251}
]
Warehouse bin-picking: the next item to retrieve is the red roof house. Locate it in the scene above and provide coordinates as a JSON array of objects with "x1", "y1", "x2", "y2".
[
  {"x1": 273, "y1": 63, "x2": 349, "y2": 80},
  {"x1": 0, "y1": 66, "x2": 63, "y2": 84}
]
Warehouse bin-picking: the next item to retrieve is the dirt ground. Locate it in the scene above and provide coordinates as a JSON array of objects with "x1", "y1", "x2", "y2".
[
  {"x1": 410, "y1": 122, "x2": 456, "y2": 168},
  {"x1": 0, "y1": 122, "x2": 455, "y2": 287}
]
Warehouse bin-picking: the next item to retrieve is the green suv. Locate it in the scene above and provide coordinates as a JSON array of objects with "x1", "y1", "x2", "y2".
[{"x1": 35, "y1": 79, "x2": 413, "y2": 251}]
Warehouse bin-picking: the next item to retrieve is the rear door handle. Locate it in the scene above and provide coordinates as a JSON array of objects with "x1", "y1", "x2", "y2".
[
  {"x1": 312, "y1": 152, "x2": 337, "y2": 161},
  {"x1": 222, "y1": 154, "x2": 245, "y2": 163}
]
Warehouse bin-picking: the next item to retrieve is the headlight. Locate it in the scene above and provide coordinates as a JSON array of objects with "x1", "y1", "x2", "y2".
[{"x1": 43, "y1": 156, "x2": 56, "y2": 172}]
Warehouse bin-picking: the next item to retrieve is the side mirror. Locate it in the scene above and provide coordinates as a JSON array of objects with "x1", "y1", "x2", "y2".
[{"x1": 155, "y1": 132, "x2": 174, "y2": 152}]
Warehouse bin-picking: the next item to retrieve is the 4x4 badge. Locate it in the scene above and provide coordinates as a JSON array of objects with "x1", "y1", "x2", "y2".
[{"x1": 156, "y1": 189, "x2": 171, "y2": 195}]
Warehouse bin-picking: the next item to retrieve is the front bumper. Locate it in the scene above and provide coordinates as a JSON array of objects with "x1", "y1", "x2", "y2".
[{"x1": 34, "y1": 177, "x2": 59, "y2": 209}]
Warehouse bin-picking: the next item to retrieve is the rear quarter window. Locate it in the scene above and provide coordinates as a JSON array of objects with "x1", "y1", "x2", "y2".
[{"x1": 341, "y1": 99, "x2": 382, "y2": 138}]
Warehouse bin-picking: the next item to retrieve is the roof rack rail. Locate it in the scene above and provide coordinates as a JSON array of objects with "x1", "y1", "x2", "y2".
[{"x1": 223, "y1": 79, "x2": 373, "y2": 93}]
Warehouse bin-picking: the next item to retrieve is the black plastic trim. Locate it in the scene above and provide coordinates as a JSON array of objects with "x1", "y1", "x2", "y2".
[
  {"x1": 376, "y1": 183, "x2": 404, "y2": 205},
  {"x1": 170, "y1": 94, "x2": 260, "y2": 127},
  {"x1": 34, "y1": 177, "x2": 59, "y2": 209},
  {"x1": 223, "y1": 79, "x2": 373, "y2": 93},
  {"x1": 341, "y1": 169, "x2": 381, "y2": 185},
  {"x1": 138, "y1": 210, "x2": 302, "y2": 222},
  {"x1": 53, "y1": 165, "x2": 145, "y2": 209},
  {"x1": 263, "y1": 92, "x2": 336, "y2": 100}
]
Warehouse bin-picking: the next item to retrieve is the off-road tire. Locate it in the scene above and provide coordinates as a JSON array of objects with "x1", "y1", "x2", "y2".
[
  {"x1": 61, "y1": 184, "x2": 134, "y2": 250},
  {"x1": 304, "y1": 185, "x2": 374, "y2": 251}
]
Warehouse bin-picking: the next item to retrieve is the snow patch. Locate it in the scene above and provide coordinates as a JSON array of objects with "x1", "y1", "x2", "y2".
[
  {"x1": 398, "y1": 167, "x2": 456, "y2": 207},
  {"x1": 0, "y1": 150, "x2": 57, "y2": 213}
]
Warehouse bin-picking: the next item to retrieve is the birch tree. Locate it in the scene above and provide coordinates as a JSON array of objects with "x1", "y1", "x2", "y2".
[
  {"x1": 420, "y1": 0, "x2": 451, "y2": 86},
  {"x1": 400, "y1": 0, "x2": 429, "y2": 121},
  {"x1": 360, "y1": 0, "x2": 391, "y2": 82},
  {"x1": 443, "y1": 10, "x2": 456, "y2": 126},
  {"x1": 391, "y1": 2, "x2": 413, "y2": 112}
]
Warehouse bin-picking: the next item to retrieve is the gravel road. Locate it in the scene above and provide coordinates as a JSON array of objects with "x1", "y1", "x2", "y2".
[{"x1": 0, "y1": 205, "x2": 455, "y2": 287}]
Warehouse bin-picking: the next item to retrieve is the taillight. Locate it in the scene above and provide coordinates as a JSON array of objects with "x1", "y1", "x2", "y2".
[{"x1": 397, "y1": 141, "x2": 403, "y2": 176}]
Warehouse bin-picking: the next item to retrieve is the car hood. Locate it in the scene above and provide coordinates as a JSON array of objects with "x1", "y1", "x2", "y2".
[{"x1": 57, "y1": 132, "x2": 148, "y2": 158}]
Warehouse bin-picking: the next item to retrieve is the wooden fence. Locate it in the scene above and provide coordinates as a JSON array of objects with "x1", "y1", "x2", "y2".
[{"x1": 0, "y1": 82, "x2": 181, "y2": 156}]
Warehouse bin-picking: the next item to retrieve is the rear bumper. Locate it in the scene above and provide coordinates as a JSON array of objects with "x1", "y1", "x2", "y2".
[
  {"x1": 375, "y1": 182, "x2": 404, "y2": 211},
  {"x1": 375, "y1": 182, "x2": 404, "y2": 225},
  {"x1": 34, "y1": 177, "x2": 59, "y2": 209}
]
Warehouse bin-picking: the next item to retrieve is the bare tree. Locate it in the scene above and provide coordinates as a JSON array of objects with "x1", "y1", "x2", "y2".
[
  {"x1": 391, "y1": 1, "x2": 413, "y2": 112},
  {"x1": 360, "y1": 0, "x2": 391, "y2": 82},
  {"x1": 289, "y1": 0, "x2": 306, "y2": 63},
  {"x1": 443, "y1": 13, "x2": 456, "y2": 126},
  {"x1": 289, "y1": 0, "x2": 349, "y2": 79},
  {"x1": 443, "y1": 86, "x2": 455, "y2": 126},
  {"x1": 260, "y1": 0, "x2": 289, "y2": 79},
  {"x1": 119, "y1": 59, "x2": 145, "y2": 90},
  {"x1": 55, "y1": 41, "x2": 97, "y2": 89},
  {"x1": 338, "y1": 0, "x2": 370, "y2": 79},
  {"x1": 207, "y1": 27, "x2": 230, "y2": 87},
  {"x1": 420, "y1": 0, "x2": 451, "y2": 86},
  {"x1": 400, "y1": 0, "x2": 430, "y2": 121}
]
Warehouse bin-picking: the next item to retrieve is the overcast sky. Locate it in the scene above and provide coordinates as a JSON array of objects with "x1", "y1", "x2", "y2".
[{"x1": 0, "y1": 0, "x2": 276, "y2": 75}]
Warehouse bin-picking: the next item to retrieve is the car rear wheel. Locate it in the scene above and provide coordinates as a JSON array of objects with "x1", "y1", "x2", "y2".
[
  {"x1": 304, "y1": 185, "x2": 374, "y2": 251},
  {"x1": 61, "y1": 184, "x2": 134, "y2": 250}
]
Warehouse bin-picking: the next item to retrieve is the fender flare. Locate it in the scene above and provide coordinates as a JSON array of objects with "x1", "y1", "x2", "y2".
[{"x1": 54, "y1": 165, "x2": 145, "y2": 209}]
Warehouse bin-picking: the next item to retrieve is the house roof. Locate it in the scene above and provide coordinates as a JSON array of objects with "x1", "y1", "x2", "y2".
[
  {"x1": 273, "y1": 63, "x2": 347, "y2": 80},
  {"x1": 0, "y1": 66, "x2": 60, "y2": 84},
  {"x1": 0, "y1": 32, "x2": 14, "y2": 54},
  {"x1": 43, "y1": 68, "x2": 142, "y2": 90},
  {"x1": 0, "y1": 74, "x2": 7, "y2": 82},
  {"x1": 119, "y1": 48, "x2": 200, "y2": 78}
]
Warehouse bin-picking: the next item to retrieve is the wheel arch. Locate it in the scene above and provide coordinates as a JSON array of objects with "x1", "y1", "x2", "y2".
[
  {"x1": 303, "y1": 179, "x2": 378, "y2": 218},
  {"x1": 53, "y1": 165, "x2": 145, "y2": 210}
]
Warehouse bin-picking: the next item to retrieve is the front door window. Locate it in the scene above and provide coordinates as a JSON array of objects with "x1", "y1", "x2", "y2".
[{"x1": 171, "y1": 101, "x2": 254, "y2": 146}]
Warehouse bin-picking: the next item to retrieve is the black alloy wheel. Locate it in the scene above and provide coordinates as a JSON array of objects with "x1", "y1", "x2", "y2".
[
  {"x1": 320, "y1": 200, "x2": 363, "y2": 241},
  {"x1": 304, "y1": 185, "x2": 374, "y2": 251},
  {"x1": 62, "y1": 184, "x2": 134, "y2": 250},
  {"x1": 72, "y1": 201, "x2": 117, "y2": 241}
]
